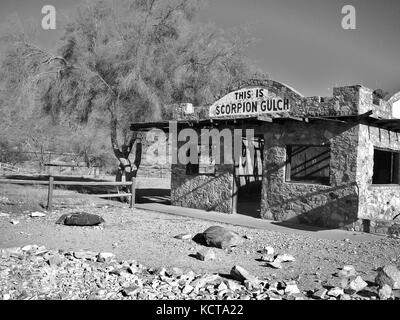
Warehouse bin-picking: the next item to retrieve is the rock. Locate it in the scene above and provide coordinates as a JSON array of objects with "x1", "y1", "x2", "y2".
[
  {"x1": 30, "y1": 212, "x2": 46, "y2": 218},
  {"x1": 327, "y1": 287, "x2": 344, "y2": 298},
  {"x1": 196, "y1": 249, "x2": 216, "y2": 261},
  {"x1": 312, "y1": 288, "x2": 327, "y2": 299},
  {"x1": 378, "y1": 284, "x2": 392, "y2": 300},
  {"x1": 217, "y1": 282, "x2": 228, "y2": 291},
  {"x1": 3, "y1": 294, "x2": 11, "y2": 300},
  {"x1": 225, "y1": 280, "x2": 242, "y2": 292},
  {"x1": 375, "y1": 265, "x2": 400, "y2": 289},
  {"x1": 182, "y1": 285, "x2": 194, "y2": 295},
  {"x1": 261, "y1": 254, "x2": 275, "y2": 262},
  {"x1": 284, "y1": 281, "x2": 300, "y2": 295},
  {"x1": 122, "y1": 285, "x2": 141, "y2": 296},
  {"x1": 267, "y1": 261, "x2": 282, "y2": 269},
  {"x1": 97, "y1": 252, "x2": 115, "y2": 262},
  {"x1": 340, "y1": 294, "x2": 352, "y2": 300},
  {"x1": 21, "y1": 245, "x2": 38, "y2": 252},
  {"x1": 56, "y1": 212, "x2": 105, "y2": 226},
  {"x1": 230, "y1": 265, "x2": 259, "y2": 284},
  {"x1": 10, "y1": 220, "x2": 19, "y2": 225},
  {"x1": 260, "y1": 246, "x2": 274, "y2": 256},
  {"x1": 201, "y1": 226, "x2": 243, "y2": 249},
  {"x1": 128, "y1": 265, "x2": 140, "y2": 274},
  {"x1": 341, "y1": 276, "x2": 368, "y2": 294},
  {"x1": 4, "y1": 247, "x2": 22, "y2": 257},
  {"x1": 169, "y1": 267, "x2": 184, "y2": 277},
  {"x1": 73, "y1": 251, "x2": 98, "y2": 260},
  {"x1": 349, "y1": 276, "x2": 368, "y2": 293},
  {"x1": 243, "y1": 235, "x2": 252, "y2": 240},
  {"x1": 338, "y1": 265, "x2": 357, "y2": 278},
  {"x1": 174, "y1": 233, "x2": 192, "y2": 240},
  {"x1": 47, "y1": 254, "x2": 62, "y2": 266},
  {"x1": 275, "y1": 254, "x2": 295, "y2": 263}
]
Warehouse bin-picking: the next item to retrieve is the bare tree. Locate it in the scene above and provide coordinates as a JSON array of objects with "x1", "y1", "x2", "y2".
[{"x1": 0, "y1": 0, "x2": 260, "y2": 182}]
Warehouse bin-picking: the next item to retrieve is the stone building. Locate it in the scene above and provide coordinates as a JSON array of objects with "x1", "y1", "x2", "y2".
[{"x1": 131, "y1": 79, "x2": 400, "y2": 234}]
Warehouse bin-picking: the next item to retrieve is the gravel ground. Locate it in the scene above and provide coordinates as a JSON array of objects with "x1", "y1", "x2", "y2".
[{"x1": 1, "y1": 184, "x2": 400, "y2": 300}]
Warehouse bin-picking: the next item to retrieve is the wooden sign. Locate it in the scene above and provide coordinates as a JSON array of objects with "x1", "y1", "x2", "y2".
[{"x1": 209, "y1": 87, "x2": 290, "y2": 118}]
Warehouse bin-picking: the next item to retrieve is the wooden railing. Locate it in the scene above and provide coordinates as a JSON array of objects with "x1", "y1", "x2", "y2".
[{"x1": 0, "y1": 176, "x2": 136, "y2": 211}]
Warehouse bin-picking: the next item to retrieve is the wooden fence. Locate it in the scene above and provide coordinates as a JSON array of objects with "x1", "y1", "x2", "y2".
[{"x1": 0, "y1": 176, "x2": 136, "y2": 211}]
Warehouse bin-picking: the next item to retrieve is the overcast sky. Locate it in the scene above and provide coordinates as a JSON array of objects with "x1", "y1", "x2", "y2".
[{"x1": 1, "y1": 0, "x2": 399, "y2": 97}]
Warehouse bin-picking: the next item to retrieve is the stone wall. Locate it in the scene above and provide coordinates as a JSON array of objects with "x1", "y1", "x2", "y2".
[
  {"x1": 260, "y1": 121, "x2": 360, "y2": 229},
  {"x1": 171, "y1": 163, "x2": 234, "y2": 213},
  {"x1": 357, "y1": 124, "x2": 400, "y2": 221}
]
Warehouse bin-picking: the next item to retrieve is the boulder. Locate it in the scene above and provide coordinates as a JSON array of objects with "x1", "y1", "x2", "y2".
[
  {"x1": 201, "y1": 226, "x2": 243, "y2": 249},
  {"x1": 56, "y1": 212, "x2": 105, "y2": 226},
  {"x1": 375, "y1": 265, "x2": 400, "y2": 289}
]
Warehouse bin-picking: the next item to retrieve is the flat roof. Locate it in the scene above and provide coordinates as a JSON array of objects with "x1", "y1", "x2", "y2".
[{"x1": 130, "y1": 111, "x2": 400, "y2": 133}]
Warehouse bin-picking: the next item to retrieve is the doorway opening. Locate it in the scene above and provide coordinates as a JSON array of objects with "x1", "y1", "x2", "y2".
[{"x1": 233, "y1": 136, "x2": 264, "y2": 218}]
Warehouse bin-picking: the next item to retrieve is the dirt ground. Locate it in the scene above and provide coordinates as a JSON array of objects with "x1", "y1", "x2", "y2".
[{"x1": 1, "y1": 182, "x2": 400, "y2": 295}]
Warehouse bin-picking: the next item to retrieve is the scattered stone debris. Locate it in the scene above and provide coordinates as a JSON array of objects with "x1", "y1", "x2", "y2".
[
  {"x1": 30, "y1": 212, "x2": 46, "y2": 218},
  {"x1": 174, "y1": 233, "x2": 192, "y2": 240},
  {"x1": 201, "y1": 226, "x2": 243, "y2": 249},
  {"x1": 0, "y1": 243, "x2": 399, "y2": 301},
  {"x1": 0, "y1": 213, "x2": 10, "y2": 218},
  {"x1": 56, "y1": 212, "x2": 105, "y2": 226}
]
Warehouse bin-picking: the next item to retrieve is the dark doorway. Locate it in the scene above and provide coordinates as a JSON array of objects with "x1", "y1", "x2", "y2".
[{"x1": 234, "y1": 136, "x2": 264, "y2": 218}]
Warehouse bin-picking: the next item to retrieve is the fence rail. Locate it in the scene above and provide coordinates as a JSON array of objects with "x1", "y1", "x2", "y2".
[{"x1": 0, "y1": 176, "x2": 136, "y2": 211}]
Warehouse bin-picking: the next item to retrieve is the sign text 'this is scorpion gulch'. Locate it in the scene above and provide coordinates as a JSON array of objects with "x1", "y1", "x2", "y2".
[{"x1": 209, "y1": 87, "x2": 291, "y2": 118}]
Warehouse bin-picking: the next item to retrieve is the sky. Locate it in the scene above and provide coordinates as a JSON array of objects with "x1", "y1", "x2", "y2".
[{"x1": 0, "y1": 0, "x2": 399, "y2": 97}]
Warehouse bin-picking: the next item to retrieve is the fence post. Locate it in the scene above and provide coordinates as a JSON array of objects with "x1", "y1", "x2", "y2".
[
  {"x1": 130, "y1": 176, "x2": 136, "y2": 209},
  {"x1": 47, "y1": 175, "x2": 54, "y2": 211}
]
